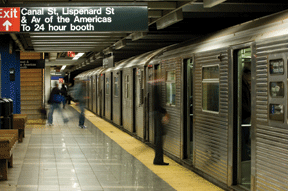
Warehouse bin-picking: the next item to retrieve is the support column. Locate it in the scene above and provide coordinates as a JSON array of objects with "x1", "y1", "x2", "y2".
[
  {"x1": 0, "y1": 34, "x2": 21, "y2": 114},
  {"x1": 44, "y1": 66, "x2": 51, "y2": 104}
]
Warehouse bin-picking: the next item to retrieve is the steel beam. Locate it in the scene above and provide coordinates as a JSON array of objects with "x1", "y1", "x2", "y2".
[
  {"x1": 203, "y1": 0, "x2": 226, "y2": 8},
  {"x1": 156, "y1": 9, "x2": 183, "y2": 30},
  {"x1": 183, "y1": 2, "x2": 288, "y2": 13},
  {"x1": 148, "y1": 11, "x2": 162, "y2": 18},
  {"x1": 148, "y1": 2, "x2": 176, "y2": 10}
]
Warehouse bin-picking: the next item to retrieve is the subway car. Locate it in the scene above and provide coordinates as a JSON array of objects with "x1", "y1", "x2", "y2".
[{"x1": 75, "y1": 10, "x2": 288, "y2": 191}]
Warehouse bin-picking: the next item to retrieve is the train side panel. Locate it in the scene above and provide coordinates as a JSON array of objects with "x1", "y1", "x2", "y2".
[
  {"x1": 254, "y1": 36, "x2": 288, "y2": 191},
  {"x1": 194, "y1": 49, "x2": 229, "y2": 184}
]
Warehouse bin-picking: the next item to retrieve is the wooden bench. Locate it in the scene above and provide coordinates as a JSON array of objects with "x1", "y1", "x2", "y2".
[
  {"x1": 0, "y1": 130, "x2": 18, "y2": 180},
  {"x1": 13, "y1": 114, "x2": 27, "y2": 142}
]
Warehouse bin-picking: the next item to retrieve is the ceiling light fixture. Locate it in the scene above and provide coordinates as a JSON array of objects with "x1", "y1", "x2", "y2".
[
  {"x1": 60, "y1": 65, "x2": 66, "y2": 71},
  {"x1": 72, "y1": 53, "x2": 85, "y2": 60}
]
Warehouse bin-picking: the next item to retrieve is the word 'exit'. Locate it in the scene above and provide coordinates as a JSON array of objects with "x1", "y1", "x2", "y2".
[{"x1": 0, "y1": 8, "x2": 18, "y2": 18}]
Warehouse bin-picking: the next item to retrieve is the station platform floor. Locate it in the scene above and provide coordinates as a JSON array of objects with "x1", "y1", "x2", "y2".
[{"x1": 0, "y1": 103, "x2": 224, "y2": 191}]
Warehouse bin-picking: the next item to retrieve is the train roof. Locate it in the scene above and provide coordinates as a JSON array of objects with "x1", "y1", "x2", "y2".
[
  {"x1": 113, "y1": 46, "x2": 174, "y2": 70},
  {"x1": 76, "y1": 9, "x2": 288, "y2": 78},
  {"x1": 89, "y1": 67, "x2": 104, "y2": 76},
  {"x1": 75, "y1": 69, "x2": 91, "y2": 80},
  {"x1": 158, "y1": 8, "x2": 288, "y2": 57}
]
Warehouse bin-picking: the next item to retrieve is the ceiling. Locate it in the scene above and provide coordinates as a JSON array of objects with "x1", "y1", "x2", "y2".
[{"x1": 2, "y1": 0, "x2": 288, "y2": 78}]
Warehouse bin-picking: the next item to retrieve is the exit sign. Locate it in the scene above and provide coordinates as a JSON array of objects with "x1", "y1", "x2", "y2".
[
  {"x1": 0, "y1": 7, "x2": 20, "y2": 32},
  {"x1": 67, "y1": 51, "x2": 75, "y2": 57}
]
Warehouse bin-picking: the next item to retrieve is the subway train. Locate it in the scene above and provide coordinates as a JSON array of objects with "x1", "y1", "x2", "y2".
[{"x1": 74, "y1": 9, "x2": 288, "y2": 191}]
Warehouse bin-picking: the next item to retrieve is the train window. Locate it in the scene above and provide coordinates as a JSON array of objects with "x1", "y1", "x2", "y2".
[
  {"x1": 166, "y1": 71, "x2": 176, "y2": 106},
  {"x1": 202, "y1": 65, "x2": 219, "y2": 112},
  {"x1": 106, "y1": 78, "x2": 109, "y2": 95},
  {"x1": 126, "y1": 75, "x2": 130, "y2": 99},
  {"x1": 114, "y1": 77, "x2": 119, "y2": 97},
  {"x1": 203, "y1": 66, "x2": 219, "y2": 79}
]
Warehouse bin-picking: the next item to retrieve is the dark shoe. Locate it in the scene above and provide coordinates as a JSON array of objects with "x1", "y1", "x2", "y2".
[{"x1": 153, "y1": 162, "x2": 169, "y2": 165}]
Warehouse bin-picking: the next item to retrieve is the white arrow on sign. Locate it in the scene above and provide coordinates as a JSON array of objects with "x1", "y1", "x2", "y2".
[{"x1": 3, "y1": 20, "x2": 12, "y2": 31}]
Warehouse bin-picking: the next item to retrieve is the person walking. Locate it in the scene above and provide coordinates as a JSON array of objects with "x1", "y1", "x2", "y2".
[
  {"x1": 73, "y1": 80, "x2": 87, "y2": 129},
  {"x1": 47, "y1": 82, "x2": 69, "y2": 126},
  {"x1": 61, "y1": 84, "x2": 68, "y2": 108},
  {"x1": 151, "y1": 70, "x2": 170, "y2": 165},
  {"x1": 66, "y1": 83, "x2": 73, "y2": 105}
]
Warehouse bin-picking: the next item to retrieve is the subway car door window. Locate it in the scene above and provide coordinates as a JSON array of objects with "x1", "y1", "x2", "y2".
[
  {"x1": 114, "y1": 77, "x2": 119, "y2": 97},
  {"x1": 166, "y1": 71, "x2": 176, "y2": 106},
  {"x1": 202, "y1": 65, "x2": 219, "y2": 112},
  {"x1": 106, "y1": 78, "x2": 109, "y2": 95},
  {"x1": 126, "y1": 75, "x2": 130, "y2": 99}
]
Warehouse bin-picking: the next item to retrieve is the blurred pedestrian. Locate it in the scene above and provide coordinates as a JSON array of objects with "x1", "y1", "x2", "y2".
[
  {"x1": 66, "y1": 83, "x2": 73, "y2": 105},
  {"x1": 47, "y1": 82, "x2": 69, "y2": 126},
  {"x1": 72, "y1": 80, "x2": 87, "y2": 128},
  {"x1": 150, "y1": 70, "x2": 170, "y2": 165},
  {"x1": 61, "y1": 84, "x2": 68, "y2": 108}
]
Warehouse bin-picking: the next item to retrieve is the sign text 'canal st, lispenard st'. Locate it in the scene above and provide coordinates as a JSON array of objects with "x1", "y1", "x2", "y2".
[{"x1": 0, "y1": 6, "x2": 148, "y2": 32}]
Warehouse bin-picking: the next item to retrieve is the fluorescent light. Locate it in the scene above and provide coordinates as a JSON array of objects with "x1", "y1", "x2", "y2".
[
  {"x1": 60, "y1": 65, "x2": 67, "y2": 71},
  {"x1": 72, "y1": 53, "x2": 84, "y2": 60}
]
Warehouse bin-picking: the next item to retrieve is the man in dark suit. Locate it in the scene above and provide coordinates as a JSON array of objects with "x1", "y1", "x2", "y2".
[{"x1": 151, "y1": 72, "x2": 170, "y2": 165}]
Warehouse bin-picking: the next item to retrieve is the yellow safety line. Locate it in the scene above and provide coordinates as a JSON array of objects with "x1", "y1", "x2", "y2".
[{"x1": 71, "y1": 103, "x2": 224, "y2": 191}]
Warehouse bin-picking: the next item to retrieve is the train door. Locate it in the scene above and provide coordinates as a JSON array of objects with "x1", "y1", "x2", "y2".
[
  {"x1": 97, "y1": 75, "x2": 101, "y2": 116},
  {"x1": 153, "y1": 64, "x2": 161, "y2": 143},
  {"x1": 89, "y1": 76, "x2": 92, "y2": 111},
  {"x1": 145, "y1": 66, "x2": 153, "y2": 142},
  {"x1": 102, "y1": 74, "x2": 106, "y2": 117},
  {"x1": 86, "y1": 80, "x2": 89, "y2": 108},
  {"x1": 93, "y1": 75, "x2": 97, "y2": 114},
  {"x1": 132, "y1": 68, "x2": 136, "y2": 133},
  {"x1": 183, "y1": 58, "x2": 194, "y2": 162},
  {"x1": 233, "y1": 47, "x2": 252, "y2": 190},
  {"x1": 111, "y1": 72, "x2": 113, "y2": 120},
  {"x1": 120, "y1": 71, "x2": 123, "y2": 126}
]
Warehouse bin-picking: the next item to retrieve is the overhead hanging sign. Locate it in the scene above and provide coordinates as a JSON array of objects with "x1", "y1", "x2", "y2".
[{"x1": 0, "y1": 6, "x2": 148, "y2": 32}]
